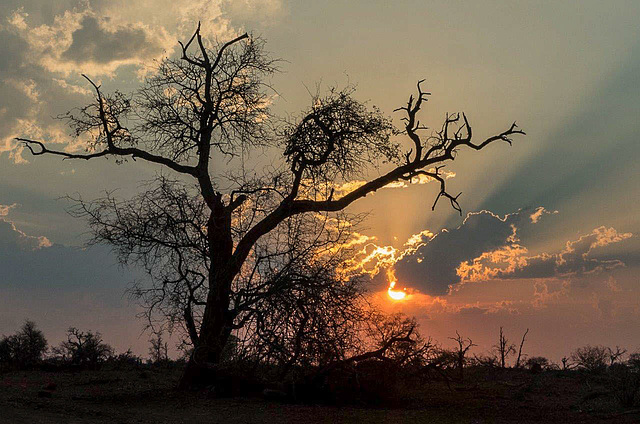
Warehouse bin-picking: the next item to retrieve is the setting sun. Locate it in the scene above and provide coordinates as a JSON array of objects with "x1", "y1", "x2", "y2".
[{"x1": 387, "y1": 280, "x2": 407, "y2": 300}]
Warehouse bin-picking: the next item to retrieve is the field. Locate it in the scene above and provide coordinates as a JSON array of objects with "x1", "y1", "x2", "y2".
[{"x1": 1, "y1": 365, "x2": 639, "y2": 423}]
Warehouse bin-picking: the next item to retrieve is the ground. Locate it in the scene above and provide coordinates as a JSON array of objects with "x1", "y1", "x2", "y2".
[{"x1": 1, "y1": 366, "x2": 638, "y2": 423}]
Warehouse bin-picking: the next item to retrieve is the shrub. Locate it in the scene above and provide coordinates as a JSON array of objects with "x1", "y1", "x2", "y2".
[
  {"x1": 0, "y1": 320, "x2": 48, "y2": 369},
  {"x1": 628, "y1": 353, "x2": 640, "y2": 371},
  {"x1": 571, "y1": 345, "x2": 609, "y2": 372},
  {"x1": 608, "y1": 364, "x2": 640, "y2": 407},
  {"x1": 108, "y1": 349, "x2": 143, "y2": 369},
  {"x1": 525, "y1": 356, "x2": 550, "y2": 372}
]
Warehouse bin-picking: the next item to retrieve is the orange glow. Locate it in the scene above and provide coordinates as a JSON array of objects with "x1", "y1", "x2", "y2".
[
  {"x1": 386, "y1": 268, "x2": 407, "y2": 300},
  {"x1": 387, "y1": 280, "x2": 407, "y2": 300}
]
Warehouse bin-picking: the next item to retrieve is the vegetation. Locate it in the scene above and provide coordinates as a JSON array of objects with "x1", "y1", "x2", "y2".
[
  {"x1": 1, "y1": 320, "x2": 638, "y2": 415},
  {"x1": 0, "y1": 320, "x2": 47, "y2": 369},
  {"x1": 51, "y1": 328, "x2": 114, "y2": 368}
]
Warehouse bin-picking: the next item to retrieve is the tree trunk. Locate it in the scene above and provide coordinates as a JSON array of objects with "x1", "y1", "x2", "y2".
[{"x1": 178, "y1": 207, "x2": 235, "y2": 390}]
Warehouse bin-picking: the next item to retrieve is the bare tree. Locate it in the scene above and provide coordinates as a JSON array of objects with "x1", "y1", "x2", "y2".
[
  {"x1": 494, "y1": 327, "x2": 516, "y2": 369},
  {"x1": 18, "y1": 24, "x2": 524, "y2": 388},
  {"x1": 607, "y1": 345, "x2": 627, "y2": 366},
  {"x1": 448, "y1": 331, "x2": 476, "y2": 381},
  {"x1": 571, "y1": 345, "x2": 609, "y2": 372},
  {"x1": 515, "y1": 328, "x2": 529, "y2": 369},
  {"x1": 149, "y1": 331, "x2": 169, "y2": 364},
  {"x1": 53, "y1": 328, "x2": 114, "y2": 368}
]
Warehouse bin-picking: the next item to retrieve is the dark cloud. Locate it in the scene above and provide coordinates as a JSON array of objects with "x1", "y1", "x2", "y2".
[
  {"x1": 61, "y1": 16, "x2": 166, "y2": 65},
  {"x1": 486, "y1": 226, "x2": 633, "y2": 281},
  {"x1": 393, "y1": 209, "x2": 633, "y2": 296},
  {"x1": 0, "y1": 217, "x2": 138, "y2": 303},
  {"x1": 394, "y1": 210, "x2": 527, "y2": 295}
]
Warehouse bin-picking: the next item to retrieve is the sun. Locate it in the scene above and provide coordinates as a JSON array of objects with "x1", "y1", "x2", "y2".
[{"x1": 387, "y1": 280, "x2": 407, "y2": 300}]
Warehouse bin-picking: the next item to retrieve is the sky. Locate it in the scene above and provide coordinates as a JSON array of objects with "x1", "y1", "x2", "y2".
[{"x1": 0, "y1": 0, "x2": 639, "y2": 362}]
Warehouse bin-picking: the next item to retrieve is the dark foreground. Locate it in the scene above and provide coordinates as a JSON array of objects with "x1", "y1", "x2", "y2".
[{"x1": 1, "y1": 366, "x2": 639, "y2": 424}]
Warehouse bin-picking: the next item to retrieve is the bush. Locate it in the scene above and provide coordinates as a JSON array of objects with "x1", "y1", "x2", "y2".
[
  {"x1": 571, "y1": 345, "x2": 609, "y2": 372},
  {"x1": 525, "y1": 356, "x2": 550, "y2": 372},
  {"x1": 53, "y1": 327, "x2": 113, "y2": 368},
  {"x1": 107, "y1": 348, "x2": 143, "y2": 369},
  {"x1": 0, "y1": 320, "x2": 48, "y2": 369},
  {"x1": 608, "y1": 364, "x2": 640, "y2": 407},
  {"x1": 628, "y1": 353, "x2": 640, "y2": 371}
]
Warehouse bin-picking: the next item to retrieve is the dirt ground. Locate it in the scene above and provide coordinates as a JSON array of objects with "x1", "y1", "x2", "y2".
[{"x1": 1, "y1": 366, "x2": 639, "y2": 423}]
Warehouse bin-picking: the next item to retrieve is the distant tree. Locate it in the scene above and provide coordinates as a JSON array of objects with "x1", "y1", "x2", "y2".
[
  {"x1": 494, "y1": 327, "x2": 516, "y2": 369},
  {"x1": 109, "y1": 348, "x2": 142, "y2": 368},
  {"x1": 53, "y1": 327, "x2": 114, "y2": 368},
  {"x1": 0, "y1": 320, "x2": 48, "y2": 368},
  {"x1": 19, "y1": 23, "x2": 524, "y2": 388},
  {"x1": 607, "y1": 345, "x2": 627, "y2": 366},
  {"x1": 628, "y1": 352, "x2": 640, "y2": 371},
  {"x1": 525, "y1": 356, "x2": 550, "y2": 372},
  {"x1": 515, "y1": 328, "x2": 529, "y2": 369},
  {"x1": 448, "y1": 331, "x2": 476, "y2": 381},
  {"x1": 571, "y1": 345, "x2": 609, "y2": 372},
  {"x1": 148, "y1": 332, "x2": 169, "y2": 363}
]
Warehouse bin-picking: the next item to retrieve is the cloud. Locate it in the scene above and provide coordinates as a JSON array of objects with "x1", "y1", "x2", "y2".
[
  {"x1": 0, "y1": 202, "x2": 50, "y2": 249},
  {"x1": 332, "y1": 169, "x2": 456, "y2": 198},
  {"x1": 530, "y1": 206, "x2": 558, "y2": 223},
  {"x1": 0, "y1": 203, "x2": 17, "y2": 217},
  {"x1": 354, "y1": 207, "x2": 633, "y2": 297},
  {"x1": 392, "y1": 209, "x2": 531, "y2": 295},
  {"x1": 0, "y1": 219, "x2": 51, "y2": 250},
  {"x1": 0, "y1": 0, "x2": 285, "y2": 163},
  {"x1": 7, "y1": 7, "x2": 172, "y2": 77},
  {"x1": 60, "y1": 16, "x2": 170, "y2": 68},
  {"x1": 458, "y1": 226, "x2": 633, "y2": 284},
  {"x1": 0, "y1": 209, "x2": 136, "y2": 297}
]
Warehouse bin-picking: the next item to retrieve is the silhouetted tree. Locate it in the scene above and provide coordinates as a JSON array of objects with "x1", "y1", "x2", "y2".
[
  {"x1": 448, "y1": 331, "x2": 476, "y2": 381},
  {"x1": 525, "y1": 356, "x2": 550, "y2": 372},
  {"x1": 561, "y1": 356, "x2": 575, "y2": 370},
  {"x1": 571, "y1": 345, "x2": 609, "y2": 372},
  {"x1": 18, "y1": 23, "x2": 524, "y2": 388},
  {"x1": 607, "y1": 345, "x2": 627, "y2": 366},
  {"x1": 53, "y1": 328, "x2": 114, "y2": 368},
  {"x1": 149, "y1": 332, "x2": 169, "y2": 363},
  {"x1": 0, "y1": 320, "x2": 48, "y2": 368},
  {"x1": 494, "y1": 327, "x2": 516, "y2": 369}
]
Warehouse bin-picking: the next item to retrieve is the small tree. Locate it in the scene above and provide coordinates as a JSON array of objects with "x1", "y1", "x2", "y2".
[
  {"x1": 148, "y1": 332, "x2": 169, "y2": 364},
  {"x1": 53, "y1": 327, "x2": 114, "y2": 368},
  {"x1": 607, "y1": 345, "x2": 627, "y2": 366},
  {"x1": 571, "y1": 345, "x2": 609, "y2": 372},
  {"x1": 448, "y1": 331, "x2": 476, "y2": 381},
  {"x1": 0, "y1": 320, "x2": 48, "y2": 369},
  {"x1": 494, "y1": 327, "x2": 516, "y2": 369},
  {"x1": 525, "y1": 356, "x2": 550, "y2": 372}
]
